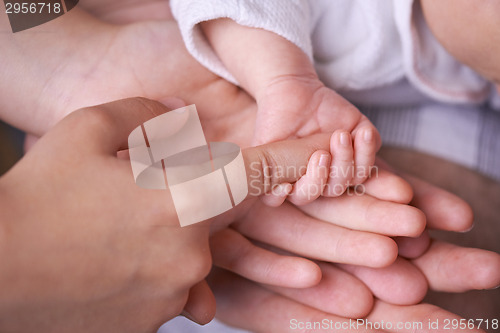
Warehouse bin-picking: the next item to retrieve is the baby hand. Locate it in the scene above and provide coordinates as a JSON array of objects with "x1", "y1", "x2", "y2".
[
  {"x1": 255, "y1": 76, "x2": 381, "y2": 192},
  {"x1": 198, "y1": 18, "x2": 380, "y2": 190},
  {"x1": 261, "y1": 129, "x2": 379, "y2": 207}
]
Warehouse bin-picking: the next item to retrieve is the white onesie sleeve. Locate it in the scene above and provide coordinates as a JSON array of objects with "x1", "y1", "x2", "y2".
[{"x1": 170, "y1": 0, "x2": 312, "y2": 85}]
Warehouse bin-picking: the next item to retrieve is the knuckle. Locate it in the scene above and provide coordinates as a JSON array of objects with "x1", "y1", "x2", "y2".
[
  {"x1": 71, "y1": 106, "x2": 115, "y2": 131},
  {"x1": 183, "y1": 250, "x2": 212, "y2": 284}
]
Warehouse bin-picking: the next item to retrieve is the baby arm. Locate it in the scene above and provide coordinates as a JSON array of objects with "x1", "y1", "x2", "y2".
[
  {"x1": 201, "y1": 18, "x2": 314, "y2": 103},
  {"x1": 201, "y1": 18, "x2": 381, "y2": 192}
]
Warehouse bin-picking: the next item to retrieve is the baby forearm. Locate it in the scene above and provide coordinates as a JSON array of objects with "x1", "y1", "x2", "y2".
[{"x1": 201, "y1": 18, "x2": 317, "y2": 99}]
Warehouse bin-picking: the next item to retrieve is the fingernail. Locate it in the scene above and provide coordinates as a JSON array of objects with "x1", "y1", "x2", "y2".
[
  {"x1": 159, "y1": 97, "x2": 186, "y2": 110},
  {"x1": 181, "y1": 310, "x2": 203, "y2": 325},
  {"x1": 319, "y1": 154, "x2": 330, "y2": 167},
  {"x1": 363, "y1": 128, "x2": 373, "y2": 143},
  {"x1": 459, "y1": 223, "x2": 474, "y2": 233},
  {"x1": 340, "y1": 132, "x2": 350, "y2": 146}
]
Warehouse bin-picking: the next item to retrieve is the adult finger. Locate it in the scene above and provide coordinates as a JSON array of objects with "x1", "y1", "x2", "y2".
[
  {"x1": 412, "y1": 240, "x2": 500, "y2": 292},
  {"x1": 210, "y1": 228, "x2": 322, "y2": 288},
  {"x1": 394, "y1": 231, "x2": 431, "y2": 259},
  {"x1": 181, "y1": 280, "x2": 216, "y2": 325},
  {"x1": 233, "y1": 201, "x2": 398, "y2": 268},
  {"x1": 367, "y1": 300, "x2": 484, "y2": 333},
  {"x1": 264, "y1": 262, "x2": 374, "y2": 318},
  {"x1": 58, "y1": 97, "x2": 179, "y2": 154},
  {"x1": 338, "y1": 257, "x2": 428, "y2": 305},
  {"x1": 208, "y1": 269, "x2": 382, "y2": 333},
  {"x1": 244, "y1": 133, "x2": 331, "y2": 197},
  {"x1": 405, "y1": 174, "x2": 474, "y2": 231},
  {"x1": 299, "y1": 194, "x2": 426, "y2": 237},
  {"x1": 361, "y1": 167, "x2": 414, "y2": 204}
]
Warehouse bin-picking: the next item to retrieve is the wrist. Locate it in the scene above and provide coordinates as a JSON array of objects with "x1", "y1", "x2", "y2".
[
  {"x1": 200, "y1": 18, "x2": 318, "y2": 98},
  {"x1": 255, "y1": 71, "x2": 320, "y2": 104}
]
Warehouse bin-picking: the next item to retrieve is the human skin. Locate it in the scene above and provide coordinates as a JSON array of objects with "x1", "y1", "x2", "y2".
[
  {"x1": 200, "y1": 17, "x2": 379, "y2": 191},
  {"x1": 0, "y1": 98, "x2": 214, "y2": 333},
  {"x1": 0, "y1": 97, "x2": 415, "y2": 332},
  {"x1": 208, "y1": 268, "x2": 489, "y2": 333},
  {"x1": 1, "y1": 0, "x2": 499, "y2": 330},
  {"x1": 420, "y1": 0, "x2": 500, "y2": 87},
  {"x1": 380, "y1": 147, "x2": 500, "y2": 324},
  {"x1": 208, "y1": 167, "x2": 500, "y2": 332},
  {"x1": 0, "y1": 5, "x2": 422, "y2": 321},
  {"x1": 0, "y1": 2, "x2": 426, "y2": 271}
]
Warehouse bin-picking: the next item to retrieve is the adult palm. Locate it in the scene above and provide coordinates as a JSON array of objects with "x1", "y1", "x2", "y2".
[{"x1": 0, "y1": 0, "x2": 251, "y2": 142}]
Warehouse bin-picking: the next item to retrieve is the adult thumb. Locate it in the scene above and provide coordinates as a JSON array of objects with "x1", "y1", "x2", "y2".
[{"x1": 57, "y1": 97, "x2": 183, "y2": 154}]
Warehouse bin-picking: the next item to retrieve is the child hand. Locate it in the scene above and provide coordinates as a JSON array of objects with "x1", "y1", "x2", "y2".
[
  {"x1": 256, "y1": 77, "x2": 380, "y2": 200},
  {"x1": 197, "y1": 19, "x2": 380, "y2": 193},
  {"x1": 260, "y1": 129, "x2": 379, "y2": 207}
]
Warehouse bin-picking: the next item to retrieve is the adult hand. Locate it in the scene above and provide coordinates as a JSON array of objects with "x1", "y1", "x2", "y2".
[
  {"x1": 5, "y1": 3, "x2": 426, "y2": 295},
  {"x1": 208, "y1": 268, "x2": 488, "y2": 333},
  {"x1": 207, "y1": 172, "x2": 500, "y2": 332},
  {"x1": 0, "y1": 98, "x2": 213, "y2": 333},
  {"x1": 2, "y1": 1, "x2": 498, "y2": 330},
  {"x1": 0, "y1": 0, "x2": 226, "y2": 137},
  {"x1": 208, "y1": 160, "x2": 497, "y2": 319},
  {"x1": 0, "y1": 96, "x2": 428, "y2": 331}
]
